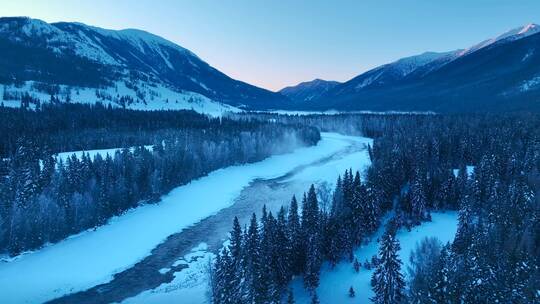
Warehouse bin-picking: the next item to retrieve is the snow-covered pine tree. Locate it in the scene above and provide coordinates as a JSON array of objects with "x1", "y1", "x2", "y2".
[
  {"x1": 371, "y1": 227, "x2": 405, "y2": 304},
  {"x1": 452, "y1": 197, "x2": 473, "y2": 254},
  {"x1": 411, "y1": 176, "x2": 428, "y2": 224},
  {"x1": 429, "y1": 244, "x2": 451, "y2": 303},
  {"x1": 363, "y1": 185, "x2": 381, "y2": 233},
  {"x1": 302, "y1": 185, "x2": 322, "y2": 290},
  {"x1": 351, "y1": 171, "x2": 365, "y2": 245},
  {"x1": 229, "y1": 216, "x2": 243, "y2": 263},
  {"x1": 276, "y1": 206, "x2": 292, "y2": 288},
  {"x1": 287, "y1": 195, "x2": 303, "y2": 274},
  {"x1": 244, "y1": 213, "x2": 261, "y2": 303},
  {"x1": 228, "y1": 216, "x2": 243, "y2": 300}
]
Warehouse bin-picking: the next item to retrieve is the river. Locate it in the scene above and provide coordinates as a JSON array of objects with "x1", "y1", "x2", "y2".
[{"x1": 0, "y1": 133, "x2": 372, "y2": 304}]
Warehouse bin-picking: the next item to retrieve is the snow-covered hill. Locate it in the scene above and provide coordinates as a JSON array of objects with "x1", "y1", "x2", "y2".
[{"x1": 0, "y1": 17, "x2": 289, "y2": 113}]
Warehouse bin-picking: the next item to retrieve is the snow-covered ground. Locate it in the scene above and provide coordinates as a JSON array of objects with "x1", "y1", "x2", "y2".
[
  {"x1": 122, "y1": 243, "x2": 215, "y2": 304},
  {"x1": 0, "y1": 133, "x2": 367, "y2": 304},
  {"x1": 0, "y1": 81, "x2": 241, "y2": 117},
  {"x1": 291, "y1": 212, "x2": 458, "y2": 303}
]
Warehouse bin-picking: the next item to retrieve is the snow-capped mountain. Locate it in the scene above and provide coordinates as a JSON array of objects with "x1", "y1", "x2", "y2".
[
  {"x1": 458, "y1": 23, "x2": 540, "y2": 57},
  {"x1": 0, "y1": 17, "x2": 289, "y2": 113},
  {"x1": 279, "y1": 79, "x2": 340, "y2": 103},
  {"x1": 329, "y1": 51, "x2": 458, "y2": 96},
  {"x1": 307, "y1": 23, "x2": 540, "y2": 112}
]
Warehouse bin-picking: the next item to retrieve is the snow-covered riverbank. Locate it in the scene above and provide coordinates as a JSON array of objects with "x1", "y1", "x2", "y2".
[
  {"x1": 0, "y1": 133, "x2": 371, "y2": 304},
  {"x1": 120, "y1": 134, "x2": 374, "y2": 304}
]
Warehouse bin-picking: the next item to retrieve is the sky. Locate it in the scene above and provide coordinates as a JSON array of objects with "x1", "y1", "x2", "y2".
[{"x1": 1, "y1": 0, "x2": 539, "y2": 91}]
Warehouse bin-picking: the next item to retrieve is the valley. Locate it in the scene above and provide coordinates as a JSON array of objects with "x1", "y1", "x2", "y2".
[{"x1": 0, "y1": 5, "x2": 538, "y2": 304}]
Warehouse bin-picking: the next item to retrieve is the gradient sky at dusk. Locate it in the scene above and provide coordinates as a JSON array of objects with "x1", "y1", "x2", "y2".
[{"x1": 2, "y1": 0, "x2": 539, "y2": 91}]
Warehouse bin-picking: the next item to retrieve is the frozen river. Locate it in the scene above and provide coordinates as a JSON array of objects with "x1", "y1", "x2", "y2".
[{"x1": 0, "y1": 133, "x2": 372, "y2": 304}]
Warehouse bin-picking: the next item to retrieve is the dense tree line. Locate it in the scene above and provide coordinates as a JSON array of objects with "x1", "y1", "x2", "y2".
[
  {"x1": 0, "y1": 106, "x2": 320, "y2": 255},
  {"x1": 213, "y1": 112, "x2": 540, "y2": 303},
  {"x1": 0, "y1": 103, "x2": 315, "y2": 157}
]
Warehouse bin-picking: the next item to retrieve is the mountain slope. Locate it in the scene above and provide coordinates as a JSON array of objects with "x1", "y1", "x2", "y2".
[
  {"x1": 0, "y1": 17, "x2": 289, "y2": 111},
  {"x1": 279, "y1": 79, "x2": 339, "y2": 103},
  {"x1": 315, "y1": 28, "x2": 540, "y2": 112},
  {"x1": 329, "y1": 51, "x2": 458, "y2": 97},
  {"x1": 311, "y1": 23, "x2": 540, "y2": 112}
]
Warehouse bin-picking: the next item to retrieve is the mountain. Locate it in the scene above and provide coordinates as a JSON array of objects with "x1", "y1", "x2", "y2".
[
  {"x1": 0, "y1": 17, "x2": 289, "y2": 113},
  {"x1": 279, "y1": 79, "x2": 339, "y2": 103},
  {"x1": 309, "y1": 23, "x2": 540, "y2": 112},
  {"x1": 457, "y1": 23, "x2": 540, "y2": 57},
  {"x1": 328, "y1": 51, "x2": 459, "y2": 97}
]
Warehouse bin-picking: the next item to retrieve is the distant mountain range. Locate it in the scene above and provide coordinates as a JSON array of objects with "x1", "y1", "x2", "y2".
[
  {"x1": 283, "y1": 23, "x2": 540, "y2": 112},
  {"x1": 279, "y1": 79, "x2": 340, "y2": 103},
  {"x1": 1, "y1": 17, "x2": 539, "y2": 113},
  {"x1": 0, "y1": 17, "x2": 288, "y2": 113}
]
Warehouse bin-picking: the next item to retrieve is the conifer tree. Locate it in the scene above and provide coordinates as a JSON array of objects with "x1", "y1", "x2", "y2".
[
  {"x1": 353, "y1": 257, "x2": 361, "y2": 272},
  {"x1": 229, "y1": 216, "x2": 243, "y2": 262},
  {"x1": 244, "y1": 213, "x2": 261, "y2": 303},
  {"x1": 287, "y1": 195, "x2": 303, "y2": 274},
  {"x1": 430, "y1": 244, "x2": 451, "y2": 303},
  {"x1": 411, "y1": 176, "x2": 428, "y2": 224},
  {"x1": 349, "y1": 286, "x2": 356, "y2": 298},
  {"x1": 302, "y1": 185, "x2": 322, "y2": 290},
  {"x1": 371, "y1": 228, "x2": 405, "y2": 304}
]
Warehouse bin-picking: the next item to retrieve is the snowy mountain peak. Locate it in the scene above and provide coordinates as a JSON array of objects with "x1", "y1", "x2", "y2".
[
  {"x1": 68, "y1": 22, "x2": 197, "y2": 58},
  {"x1": 518, "y1": 23, "x2": 539, "y2": 35},
  {"x1": 459, "y1": 23, "x2": 540, "y2": 56}
]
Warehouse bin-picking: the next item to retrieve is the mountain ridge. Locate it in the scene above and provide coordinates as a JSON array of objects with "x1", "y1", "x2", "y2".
[
  {"x1": 279, "y1": 79, "x2": 340, "y2": 103},
  {"x1": 312, "y1": 28, "x2": 540, "y2": 112},
  {"x1": 294, "y1": 23, "x2": 540, "y2": 112},
  {"x1": 0, "y1": 17, "x2": 290, "y2": 112}
]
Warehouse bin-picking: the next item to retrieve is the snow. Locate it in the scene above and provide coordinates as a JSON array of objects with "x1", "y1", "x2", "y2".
[
  {"x1": 127, "y1": 211, "x2": 458, "y2": 304},
  {"x1": 522, "y1": 49, "x2": 534, "y2": 62},
  {"x1": 291, "y1": 212, "x2": 459, "y2": 304},
  {"x1": 123, "y1": 243, "x2": 214, "y2": 304},
  {"x1": 392, "y1": 51, "x2": 455, "y2": 76},
  {"x1": 0, "y1": 133, "x2": 360, "y2": 304},
  {"x1": 519, "y1": 75, "x2": 540, "y2": 92},
  {"x1": 458, "y1": 23, "x2": 540, "y2": 57},
  {"x1": 452, "y1": 165, "x2": 475, "y2": 178},
  {"x1": 284, "y1": 136, "x2": 372, "y2": 185},
  {"x1": 0, "y1": 81, "x2": 241, "y2": 117}
]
